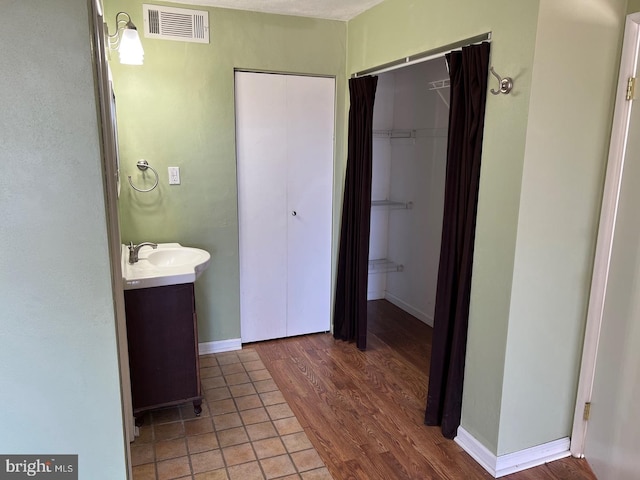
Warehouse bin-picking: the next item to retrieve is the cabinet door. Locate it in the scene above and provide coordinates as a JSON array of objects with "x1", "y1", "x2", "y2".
[
  {"x1": 236, "y1": 72, "x2": 334, "y2": 342},
  {"x1": 124, "y1": 284, "x2": 199, "y2": 412}
]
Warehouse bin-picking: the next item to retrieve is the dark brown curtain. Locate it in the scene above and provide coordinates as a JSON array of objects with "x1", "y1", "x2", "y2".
[
  {"x1": 425, "y1": 42, "x2": 490, "y2": 438},
  {"x1": 333, "y1": 75, "x2": 378, "y2": 351}
]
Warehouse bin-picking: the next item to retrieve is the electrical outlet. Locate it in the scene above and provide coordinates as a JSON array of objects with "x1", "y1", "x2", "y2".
[{"x1": 168, "y1": 167, "x2": 180, "y2": 185}]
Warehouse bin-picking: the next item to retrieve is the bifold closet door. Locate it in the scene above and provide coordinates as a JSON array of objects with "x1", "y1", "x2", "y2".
[
  {"x1": 236, "y1": 72, "x2": 334, "y2": 343},
  {"x1": 236, "y1": 72, "x2": 288, "y2": 342}
]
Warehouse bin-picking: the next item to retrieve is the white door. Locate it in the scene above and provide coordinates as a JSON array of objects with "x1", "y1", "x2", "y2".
[
  {"x1": 577, "y1": 14, "x2": 640, "y2": 478},
  {"x1": 236, "y1": 72, "x2": 334, "y2": 343},
  {"x1": 583, "y1": 72, "x2": 640, "y2": 478},
  {"x1": 236, "y1": 72, "x2": 288, "y2": 342},
  {"x1": 285, "y1": 76, "x2": 334, "y2": 337}
]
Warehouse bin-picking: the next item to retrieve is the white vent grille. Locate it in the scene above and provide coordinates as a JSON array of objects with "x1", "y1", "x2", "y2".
[{"x1": 143, "y1": 4, "x2": 209, "y2": 44}]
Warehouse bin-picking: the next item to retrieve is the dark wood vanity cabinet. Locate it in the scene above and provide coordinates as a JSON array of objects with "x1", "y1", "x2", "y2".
[{"x1": 124, "y1": 283, "x2": 202, "y2": 420}]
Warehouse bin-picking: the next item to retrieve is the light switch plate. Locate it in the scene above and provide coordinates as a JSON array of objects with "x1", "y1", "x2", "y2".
[{"x1": 168, "y1": 167, "x2": 180, "y2": 185}]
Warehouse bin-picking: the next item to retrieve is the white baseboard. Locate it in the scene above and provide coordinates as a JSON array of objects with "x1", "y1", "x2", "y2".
[
  {"x1": 198, "y1": 338, "x2": 242, "y2": 355},
  {"x1": 384, "y1": 292, "x2": 434, "y2": 327},
  {"x1": 367, "y1": 290, "x2": 385, "y2": 300},
  {"x1": 455, "y1": 427, "x2": 570, "y2": 478}
]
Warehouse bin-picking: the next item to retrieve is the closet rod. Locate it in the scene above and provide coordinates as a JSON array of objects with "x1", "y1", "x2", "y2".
[{"x1": 352, "y1": 32, "x2": 491, "y2": 78}]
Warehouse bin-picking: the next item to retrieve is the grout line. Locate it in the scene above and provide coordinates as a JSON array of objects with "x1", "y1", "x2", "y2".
[
  {"x1": 207, "y1": 356, "x2": 231, "y2": 477},
  {"x1": 131, "y1": 349, "x2": 328, "y2": 480},
  {"x1": 240, "y1": 356, "x2": 270, "y2": 479}
]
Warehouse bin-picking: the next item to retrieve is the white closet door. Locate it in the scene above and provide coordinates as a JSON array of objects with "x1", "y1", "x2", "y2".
[
  {"x1": 285, "y1": 75, "x2": 334, "y2": 337},
  {"x1": 236, "y1": 72, "x2": 288, "y2": 343},
  {"x1": 236, "y1": 72, "x2": 334, "y2": 343}
]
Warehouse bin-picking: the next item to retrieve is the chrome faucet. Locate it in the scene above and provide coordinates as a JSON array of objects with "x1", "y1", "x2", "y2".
[{"x1": 128, "y1": 241, "x2": 158, "y2": 264}]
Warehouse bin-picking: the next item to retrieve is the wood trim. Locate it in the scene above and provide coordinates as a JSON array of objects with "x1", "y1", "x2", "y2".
[
  {"x1": 456, "y1": 427, "x2": 570, "y2": 478},
  {"x1": 570, "y1": 12, "x2": 640, "y2": 458},
  {"x1": 384, "y1": 291, "x2": 434, "y2": 326},
  {"x1": 366, "y1": 290, "x2": 385, "y2": 300},
  {"x1": 495, "y1": 438, "x2": 570, "y2": 477},
  {"x1": 455, "y1": 428, "x2": 497, "y2": 476},
  {"x1": 88, "y1": 0, "x2": 133, "y2": 474},
  {"x1": 198, "y1": 338, "x2": 242, "y2": 355}
]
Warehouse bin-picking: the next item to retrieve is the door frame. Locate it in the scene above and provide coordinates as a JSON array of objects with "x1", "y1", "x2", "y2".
[
  {"x1": 570, "y1": 12, "x2": 640, "y2": 457},
  {"x1": 89, "y1": 0, "x2": 134, "y2": 474}
]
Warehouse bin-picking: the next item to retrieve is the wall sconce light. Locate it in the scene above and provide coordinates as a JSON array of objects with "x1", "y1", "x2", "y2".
[{"x1": 107, "y1": 11, "x2": 144, "y2": 65}]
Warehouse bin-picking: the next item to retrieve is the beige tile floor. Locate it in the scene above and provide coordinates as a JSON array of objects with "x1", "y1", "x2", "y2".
[{"x1": 130, "y1": 348, "x2": 333, "y2": 480}]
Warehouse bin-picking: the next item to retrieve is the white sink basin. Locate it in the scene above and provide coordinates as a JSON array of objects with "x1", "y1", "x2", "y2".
[
  {"x1": 122, "y1": 243, "x2": 211, "y2": 290},
  {"x1": 147, "y1": 248, "x2": 206, "y2": 267}
]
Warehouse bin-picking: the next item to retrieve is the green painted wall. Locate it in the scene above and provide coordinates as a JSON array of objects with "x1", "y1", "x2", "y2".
[
  {"x1": 349, "y1": 0, "x2": 625, "y2": 456},
  {"x1": 628, "y1": 0, "x2": 640, "y2": 12},
  {"x1": 498, "y1": 0, "x2": 625, "y2": 455},
  {"x1": 0, "y1": 0, "x2": 127, "y2": 476},
  {"x1": 102, "y1": 0, "x2": 626, "y2": 461},
  {"x1": 105, "y1": 0, "x2": 346, "y2": 343},
  {"x1": 348, "y1": 0, "x2": 540, "y2": 454}
]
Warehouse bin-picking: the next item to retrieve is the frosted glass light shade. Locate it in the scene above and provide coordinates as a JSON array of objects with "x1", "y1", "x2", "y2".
[{"x1": 119, "y1": 28, "x2": 144, "y2": 65}]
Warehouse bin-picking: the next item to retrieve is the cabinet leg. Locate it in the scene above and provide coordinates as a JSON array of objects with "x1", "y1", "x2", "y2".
[{"x1": 193, "y1": 400, "x2": 202, "y2": 417}]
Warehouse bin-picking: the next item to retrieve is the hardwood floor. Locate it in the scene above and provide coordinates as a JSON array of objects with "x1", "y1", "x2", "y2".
[{"x1": 254, "y1": 300, "x2": 597, "y2": 480}]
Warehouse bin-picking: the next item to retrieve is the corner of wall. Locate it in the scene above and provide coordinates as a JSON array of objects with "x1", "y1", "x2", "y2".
[{"x1": 496, "y1": 0, "x2": 627, "y2": 455}]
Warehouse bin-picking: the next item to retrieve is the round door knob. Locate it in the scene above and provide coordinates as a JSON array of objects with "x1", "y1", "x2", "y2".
[{"x1": 291, "y1": 211, "x2": 297, "y2": 216}]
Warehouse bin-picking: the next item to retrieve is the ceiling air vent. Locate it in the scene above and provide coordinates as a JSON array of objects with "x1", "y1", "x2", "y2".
[{"x1": 142, "y1": 4, "x2": 209, "y2": 44}]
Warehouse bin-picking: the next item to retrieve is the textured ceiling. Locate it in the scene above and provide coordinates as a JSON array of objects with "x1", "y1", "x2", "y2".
[{"x1": 164, "y1": 0, "x2": 385, "y2": 21}]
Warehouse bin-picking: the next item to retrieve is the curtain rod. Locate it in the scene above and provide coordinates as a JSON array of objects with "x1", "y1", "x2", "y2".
[{"x1": 352, "y1": 32, "x2": 491, "y2": 78}]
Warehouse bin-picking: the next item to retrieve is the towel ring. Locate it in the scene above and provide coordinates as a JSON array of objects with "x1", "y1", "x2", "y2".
[{"x1": 128, "y1": 160, "x2": 159, "y2": 192}]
